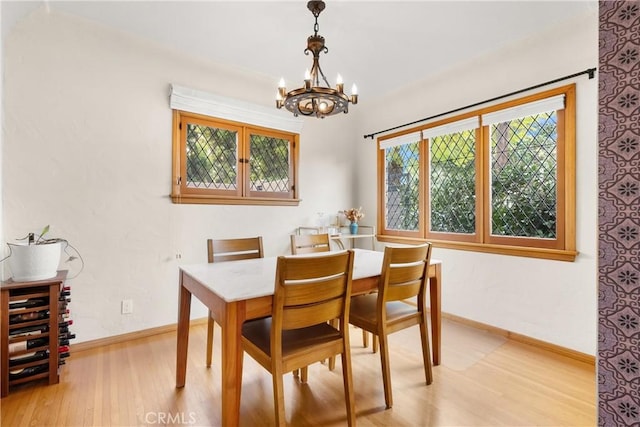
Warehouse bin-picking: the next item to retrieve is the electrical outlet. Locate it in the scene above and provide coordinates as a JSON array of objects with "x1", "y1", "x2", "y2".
[{"x1": 121, "y1": 299, "x2": 133, "y2": 314}]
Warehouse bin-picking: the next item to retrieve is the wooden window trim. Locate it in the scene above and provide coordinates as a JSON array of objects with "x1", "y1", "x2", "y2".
[
  {"x1": 377, "y1": 84, "x2": 577, "y2": 262},
  {"x1": 171, "y1": 110, "x2": 300, "y2": 206}
]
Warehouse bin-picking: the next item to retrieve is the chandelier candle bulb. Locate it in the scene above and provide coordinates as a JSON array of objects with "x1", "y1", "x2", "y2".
[
  {"x1": 304, "y1": 69, "x2": 312, "y2": 90},
  {"x1": 336, "y1": 74, "x2": 344, "y2": 93}
]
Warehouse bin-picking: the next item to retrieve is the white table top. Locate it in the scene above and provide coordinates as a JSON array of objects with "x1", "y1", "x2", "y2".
[{"x1": 180, "y1": 249, "x2": 441, "y2": 303}]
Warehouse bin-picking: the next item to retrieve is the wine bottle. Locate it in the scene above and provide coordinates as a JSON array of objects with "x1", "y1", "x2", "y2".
[
  {"x1": 58, "y1": 338, "x2": 70, "y2": 346},
  {"x1": 9, "y1": 350, "x2": 49, "y2": 367},
  {"x1": 9, "y1": 364, "x2": 48, "y2": 380},
  {"x1": 8, "y1": 337, "x2": 49, "y2": 354},
  {"x1": 9, "y1": 310, "x2": 50, "y2": 324},
  {"x1": 59, "y1": 290, "x2": 71, "y2": 297},
  {"x1": 58, "y1": 320, "x2": 73, "y2": 328},
  {"x1": 58, "y1": 332, "x2": 76, "y2": 340},
  {"x1": 9, "y1": 323, "x2": 49, "y2": 337},
  {"x1": 59, "y1": 352, "x2": 70, "y2": 360},
  {"x1": 58, "y1": 345, "x2": 70, "y2": 353},
  {"x1": 9, "y1": 298, "x2": 48, "y2": 310}
]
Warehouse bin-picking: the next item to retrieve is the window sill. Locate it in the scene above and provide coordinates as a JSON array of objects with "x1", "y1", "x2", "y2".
[
  {"x1": 170, "y1": 194, "x2": 301, "y2": 206},
  {"x1": 377, "y1": 235, "x2": 578, "y2": 262}
]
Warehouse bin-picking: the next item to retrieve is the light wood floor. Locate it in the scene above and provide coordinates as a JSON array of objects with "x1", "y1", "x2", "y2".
[{"x1": 1, "y1": 318, "x2": 596, "y2": 426}]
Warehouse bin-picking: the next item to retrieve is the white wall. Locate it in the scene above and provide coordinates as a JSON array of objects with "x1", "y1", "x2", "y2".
[
  {"x1": 2, "y1": 8, "x2": 357, "y2": 342},
  {"x1": 352, "y1": 10, "x2": 599, "y2": 355}
]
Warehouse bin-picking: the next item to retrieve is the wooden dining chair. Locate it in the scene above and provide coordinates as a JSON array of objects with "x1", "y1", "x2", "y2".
[
  {"x1": 291, "y1": 232, "x2": 372, "y2": 363},
  {"x1": 348, "y1": 243, "x2": 433, "y2": 409},
  {"x1": 290, "y1": 233, "x2": 331, "y2": 254},
  {"x1": 205, "y1": 236, "x2": 263, "y2": 367},
  {"x1": 241, "y1": 250, "x2": 356, "y2": 427},
  {"x1": 290, "y1": 233, "x2": 336, "y2": 376}
]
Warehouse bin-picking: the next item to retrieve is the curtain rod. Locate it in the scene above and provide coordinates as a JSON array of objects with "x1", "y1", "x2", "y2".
[{"x1": 363, "y1": 67, "x2": 596, "y2": 140}]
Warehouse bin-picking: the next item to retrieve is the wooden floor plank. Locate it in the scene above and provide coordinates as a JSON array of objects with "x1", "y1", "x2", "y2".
[{"x1": 0, "y1": 318, "x2": 595, "y2": 426}]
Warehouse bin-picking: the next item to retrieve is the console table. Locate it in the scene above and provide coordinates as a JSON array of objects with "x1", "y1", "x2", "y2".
[{"x1": 296, "y1": 225, "x2": 376, "y2": 250}]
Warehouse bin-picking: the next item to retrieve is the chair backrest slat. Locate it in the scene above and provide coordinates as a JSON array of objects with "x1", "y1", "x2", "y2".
[
  {"x1": 207, "y1": 237, "x2": 264, "y2": 263},
  {"x1": 290, "y1": 233, "x2": 331, "y2": 255},
  {"x1": 282, "y1": 275, "x2": 346, "y2": 306},
  {"x1": 282, "y1": 298, "x2": 344, "y2": 330}
]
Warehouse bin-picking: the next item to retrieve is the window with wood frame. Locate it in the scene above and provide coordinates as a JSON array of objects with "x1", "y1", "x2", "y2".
[
  {"x1": 171, "y1": 110, "x2": 300, "y2": 206},
  {"x1": 377, "y1": 84, "x2": 576, "y2": 261}
]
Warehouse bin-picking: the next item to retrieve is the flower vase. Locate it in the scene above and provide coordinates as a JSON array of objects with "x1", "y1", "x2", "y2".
[{"x1": 349, "y1": 222, "x2": 359, "y2": 235}]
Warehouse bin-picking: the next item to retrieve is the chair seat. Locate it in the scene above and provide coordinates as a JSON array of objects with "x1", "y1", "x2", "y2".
[
  {"x1": 243, "y1": 317, "x2": 342, "y2": 358},
  {"x1": 349, "y1": 294, "x2": 419, "y2": 331}
]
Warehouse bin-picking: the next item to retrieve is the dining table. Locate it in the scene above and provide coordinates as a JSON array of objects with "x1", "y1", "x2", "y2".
[{"x1": 175, "y1": 248, "x2": 442, "y2": 426}]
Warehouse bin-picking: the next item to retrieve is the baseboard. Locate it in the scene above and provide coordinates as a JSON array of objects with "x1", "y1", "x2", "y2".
[
  {"x1": 70, "y1": 317, "x2": 209, "y2": 353},
  {"x1": 441, "y1": 312, "x2": 595, "y2": 365},
  {"x1": 70, "y1": 313, "x2": 595, "y2": 365}
]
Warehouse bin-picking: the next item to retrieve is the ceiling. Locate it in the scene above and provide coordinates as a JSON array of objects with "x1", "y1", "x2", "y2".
[{"x1": 2, "y1": 1, "x2": 596, "y2": 99}]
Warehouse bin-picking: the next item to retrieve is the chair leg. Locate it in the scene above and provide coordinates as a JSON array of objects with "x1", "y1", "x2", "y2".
[
  {"x1": 328, "y1": 319, "x2": 338, "y2": 370},
  {"x1": 301, "y1": 366, "x2": 308, "y2": 383},
  {"x1": 372, "y1": 334, "x2": 378, "y2": 353},
  {"x1": 272, "y1": 368, "x2": 287, "y2": 427},
  {"x1": 362, "y1": 329, "x2": 369, "y2": 348},
  {"x1": 378, "y1": 331, "x2": 393, "y2": 409},
  {"x1": 341, "y1": 351, "x2": 356, "y2": 426},
  {"x1": 206, "y1": 310, "x2": 214, "y2": 367},
  {"x1": 420, "y1": 315, "x2": 434, "y2": 385}
]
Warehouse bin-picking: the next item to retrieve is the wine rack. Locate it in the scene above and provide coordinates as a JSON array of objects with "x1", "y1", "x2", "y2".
[{"x1": 1, "y1": 271, "x2": 73, "y2": 397}]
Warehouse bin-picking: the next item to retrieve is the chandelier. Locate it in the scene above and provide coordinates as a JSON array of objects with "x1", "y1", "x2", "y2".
[{"x1": 276, "y1": 0, "x2": 358, "y2": 119}]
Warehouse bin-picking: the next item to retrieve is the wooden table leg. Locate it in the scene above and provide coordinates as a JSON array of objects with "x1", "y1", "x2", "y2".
[
  {"x1": 429, "y1": 263, "x2": 442, "y2": 366},
  {"x1": 221, "y1": 301, "x2": 245, "y2": 426},
  {"x1": 176, "y1": 274, "x2": 192, "y2": 388}
]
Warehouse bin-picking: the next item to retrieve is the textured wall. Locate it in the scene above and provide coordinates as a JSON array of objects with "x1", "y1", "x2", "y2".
[{"x1": 598, "y1": 1, "x2": 640, "y2": 425}]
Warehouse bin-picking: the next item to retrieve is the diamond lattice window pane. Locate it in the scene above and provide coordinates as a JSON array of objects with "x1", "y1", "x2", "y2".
[
  {"x1": 490, "y1": 111, "x2": 557, "y2": 238},
  {"x1": 249, "y1": 134, "x2": 291, "y2": 193},
  {"x1": 430, "y1": 130, "x2": 476, "y2": 234},
  {"x1": 385, "y1": 142, "x2": 420, "y2": 231},
  {"x1": 186, "y1": 123, "x2": 238, "y2": 190}
]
